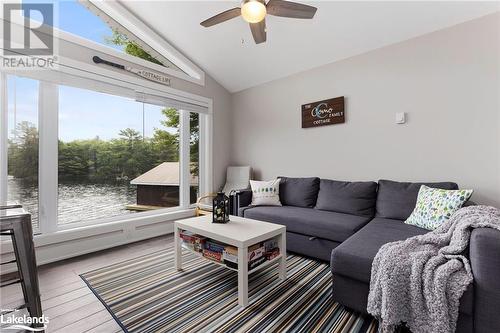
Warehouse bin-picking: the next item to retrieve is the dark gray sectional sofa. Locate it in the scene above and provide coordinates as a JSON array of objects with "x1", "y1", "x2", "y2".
[
  {"x1": 239, "y1": 177, "x2": 377, "y2": 261},
  {"x1": 237, "y1": 177, "x2": 500, "y2": 333}
]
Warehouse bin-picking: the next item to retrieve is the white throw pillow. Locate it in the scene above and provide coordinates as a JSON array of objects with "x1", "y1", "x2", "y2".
[{"x1": 250, "y1": 179, "x2": 282, "y2": 206}]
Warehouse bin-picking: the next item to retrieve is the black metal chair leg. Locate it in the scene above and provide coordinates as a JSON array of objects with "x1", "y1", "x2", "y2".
[{"x1": 10, "y1": 214, "x2": 43, "y2": 328}]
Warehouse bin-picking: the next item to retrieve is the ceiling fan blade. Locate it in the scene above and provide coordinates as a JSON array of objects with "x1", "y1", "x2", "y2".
[
  {"x1": 200, "y1": 7, "x2": 241, "y2": 27},
  {"x1": 250, "y1": 19, "x2": 266, "y2": 44},
  {"x1": 266, "y1": 0, "x2": 317, "y2": 19}
]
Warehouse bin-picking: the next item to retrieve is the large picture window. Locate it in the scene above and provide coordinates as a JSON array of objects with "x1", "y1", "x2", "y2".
[
  {"x1": 57, "y1": 86, "x2": 182, "y2": 225},
  {"x1": 0, "y1": 73, "x2": 209, "y2": 233},
  {"x1": 21, "y1": 0, "x2": 183, "y2": 72}
]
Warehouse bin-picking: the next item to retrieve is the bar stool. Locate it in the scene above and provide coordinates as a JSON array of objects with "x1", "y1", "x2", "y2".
[{"x1": 0, "y1": 205, "x2": 43, "y2": 331}]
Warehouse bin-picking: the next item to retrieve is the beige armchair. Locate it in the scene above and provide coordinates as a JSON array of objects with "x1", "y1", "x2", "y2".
[{"x1": 195, "y1": 166, "x2": 251, "y2": 216}]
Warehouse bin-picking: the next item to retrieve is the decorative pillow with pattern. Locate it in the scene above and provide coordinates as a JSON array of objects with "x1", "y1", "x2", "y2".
[
  {"x1": 250, "y1": 179, "x2": 282, "y2": 206},
  {"x1": 405, "y1": 185, "x2": 473, "y2": 230}
]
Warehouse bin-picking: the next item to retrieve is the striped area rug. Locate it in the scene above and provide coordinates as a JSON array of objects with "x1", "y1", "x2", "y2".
[{"x1": 81, "y1": 244, "x2": 378, "y2": 333}]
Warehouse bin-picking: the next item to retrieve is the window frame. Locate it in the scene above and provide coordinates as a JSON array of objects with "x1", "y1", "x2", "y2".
[
  {"x1": 57, "y1": 29, "x2": 204, "y2": 86},
  {"x1": 10, "y1": 1, "x2": 205, "y2": 86},
  {"x1": 0, "y1": 72, "x2": 212, "y2": 235},
  {"x1": 1, "y1": 70, "x2": 212, "y2": 233},
  {"x1": 0, "y1": 73, "x2": 8, "y2": 204},
  {"x1": 0, "y1": 1, "x2": 213, "y2": 235},
  {"x1": 85, "y1": 0, "x2": 205, "y2": 84},
  {"x1": 38, "y1": 81, "x2": 58, "y2": 234}
]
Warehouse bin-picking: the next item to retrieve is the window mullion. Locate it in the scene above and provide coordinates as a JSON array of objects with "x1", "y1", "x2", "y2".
[
  {"x1": 203, "y1": 113, "x2": 213, "y2": 194},
  {"x1": 0, "y1": 73, "x2": 7, "y2": 203},
  {"x1": 198, "y1": 114, "x2": 209, "y2": 196},
  {"x1": 179, "y1": 110, "x2": 190, "y2": 208},
  {"x1": 38, "y1": 82, "x2": 58, "y2": 234}
]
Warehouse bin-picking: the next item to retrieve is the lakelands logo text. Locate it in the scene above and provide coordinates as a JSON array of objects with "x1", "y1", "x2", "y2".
[
  {"x1": 2, "y1": 3, "x2": 57, "y2": 69},
  {"x1": 0, "y1": 309, "x2": 49, "y2": 331}
]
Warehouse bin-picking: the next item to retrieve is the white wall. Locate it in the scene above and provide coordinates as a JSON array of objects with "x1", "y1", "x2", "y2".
[{"x1": 231, "y1": 13, "x2": 500, "y2": 207}]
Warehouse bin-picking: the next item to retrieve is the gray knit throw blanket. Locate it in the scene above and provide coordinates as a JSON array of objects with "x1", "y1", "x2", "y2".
[{"x1": 367, "y1": 205, "x2": 500, "y2": 333}]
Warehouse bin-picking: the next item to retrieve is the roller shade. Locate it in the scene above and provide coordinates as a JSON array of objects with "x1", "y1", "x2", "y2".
[
  {"x1": 135, "y1": 91, "x2": 209, "y2": 114},
  {"x1": 12, "y1": 67, "x2": 211, "y2": 115}
]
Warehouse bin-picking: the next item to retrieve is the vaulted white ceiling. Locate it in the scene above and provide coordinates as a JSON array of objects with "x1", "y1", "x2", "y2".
[{"x1": 122, "y1": 1, "x2": 499, "y2": 92}]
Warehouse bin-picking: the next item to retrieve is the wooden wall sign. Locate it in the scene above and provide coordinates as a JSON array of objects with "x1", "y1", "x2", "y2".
[{"x1": 301, "y1": 96, "x2": 345, "y2": 128}]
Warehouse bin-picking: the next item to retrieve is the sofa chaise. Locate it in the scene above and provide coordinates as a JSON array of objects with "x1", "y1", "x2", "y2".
[{"x1": 237, "y1": 177, "x2": 500, "y2": 333}]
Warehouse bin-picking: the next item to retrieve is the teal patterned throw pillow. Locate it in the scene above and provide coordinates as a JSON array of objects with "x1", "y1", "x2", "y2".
[{"x1": 405, "y1": 185, "x2": 473, "y2": 230}]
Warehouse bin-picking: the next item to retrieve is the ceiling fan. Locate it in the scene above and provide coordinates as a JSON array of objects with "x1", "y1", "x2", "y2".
[{"x1": 200, "y1": 0, "x2": 317, "y2": 44}]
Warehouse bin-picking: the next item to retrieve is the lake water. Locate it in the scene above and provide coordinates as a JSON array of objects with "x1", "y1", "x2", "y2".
[{"x1": 7, "y1": 176, "x2": 137, "y2": 229}]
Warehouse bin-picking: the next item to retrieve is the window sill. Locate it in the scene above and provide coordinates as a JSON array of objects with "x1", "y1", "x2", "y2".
[
  {"x1": 55, "y1": 205, "x2": 186, "y2": 232},
  {"x1": 0, "y1": 208, "x2": 196, "y2": 265}
]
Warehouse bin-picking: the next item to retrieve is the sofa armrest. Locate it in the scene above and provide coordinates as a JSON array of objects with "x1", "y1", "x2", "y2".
[
  {"x1": 470, "y1": 228, "x2": 500, "y2": 333},
  {"x1": 235, "y1": 189, "x2": 253, "y2": 217}
]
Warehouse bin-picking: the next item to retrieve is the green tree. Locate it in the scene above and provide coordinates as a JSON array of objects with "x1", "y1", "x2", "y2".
[
  {"x1": 114, "y1": 128, "x2": 155, "y2": 180},
  {"x1": 8, "y1": 121, "x2": 39, "y2": 182},
  {"x1": 118, "y1": 128, "x2": 142, "y2": 142},
  {"x1": 106, "y1": 30, "x2": 163, "y2": 66},
  {"x1": 152, "y1": 128, "x2": 178, "y2": 163},
  {"x1": 153, "y1": 108, "x2": 199, "y2": 175},
  {"x1": 58, "y1": 140, "x2": 92, "y2": 180}
]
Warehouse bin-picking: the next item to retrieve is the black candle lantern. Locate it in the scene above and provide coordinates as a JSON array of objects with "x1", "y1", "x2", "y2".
[{"x1": 213, "y1": 192, "x2": 230, "y2": 223}]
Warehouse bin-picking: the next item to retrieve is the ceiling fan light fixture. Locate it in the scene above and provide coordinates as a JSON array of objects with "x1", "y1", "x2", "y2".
[{"x1": 241, "y1": 0, "x2": 267, "y2": 23}]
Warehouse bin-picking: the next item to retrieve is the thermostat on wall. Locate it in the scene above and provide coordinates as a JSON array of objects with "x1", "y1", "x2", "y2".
[{"x1": 395, "y1": 112, "x2": 406, "y2": 124}]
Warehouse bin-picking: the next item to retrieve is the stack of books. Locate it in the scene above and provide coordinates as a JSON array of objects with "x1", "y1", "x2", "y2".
[
  {"x1": 248, "y1": 243, "x2": 266, "y2": 269},
  {"x1": 203, "y1": 240, "x2": 226, "y2": 262},
  {"x1": 179, "y1": 230, "x2": 206, "y2": 252},
  {"x1": 222, "y1": 244, "x2": 266, "y2": 269},
  {"x1": 223, "y1": 241, "x2": 279, "y2": 270},
  {"x1": 263, "y1": 239, "x2": 280, "y2": 260},
  {"x1": 222, "y1": 246, "x2": 238, "y2": 269},
  {"x1": 179, "y1": 231, "x2": 280, "y2": 270}
]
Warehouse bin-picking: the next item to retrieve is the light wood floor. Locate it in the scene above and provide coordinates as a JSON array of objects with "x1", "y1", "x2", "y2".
[{"x1": 1, "y1": 235, "x2": 172, "y2": 333}]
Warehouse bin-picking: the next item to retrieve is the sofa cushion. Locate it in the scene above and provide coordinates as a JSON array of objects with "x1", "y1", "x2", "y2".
[
  {"x1": 278, "y1": 177, "x2": 320, "y2": 208},
  {"x1": 315, "y1": 179, "x2": 377, "y2": 217},
  {"x1": 330, "y1": 217, "x2": 473, "y2": 315},
  {"x1": 331, "y1": 217, "x2": 427, "y2": 283},
  {"x1": 243, "y1": 206, "x2": 370, "y2": 243},
  {"x1": 249, "y1": 179, "x2": 282, "y2": 206},
  {"x1": 376, "y1": 179, "x2": 459, "y2": 220}
]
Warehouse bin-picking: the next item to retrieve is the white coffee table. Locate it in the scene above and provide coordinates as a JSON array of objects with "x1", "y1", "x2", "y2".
[{"x1": 174, "y1": 215, "x2": 287, "y2": 307}]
